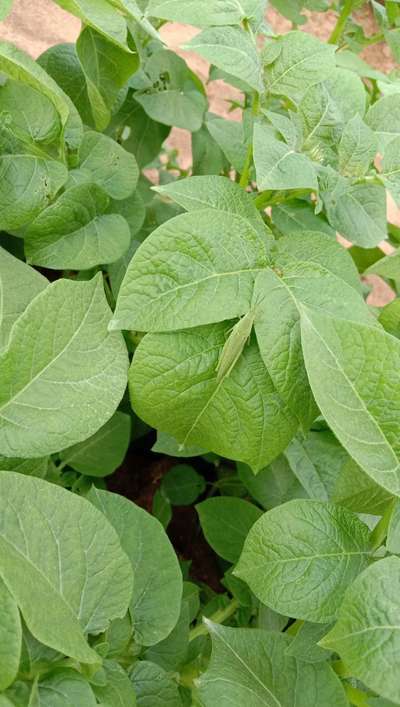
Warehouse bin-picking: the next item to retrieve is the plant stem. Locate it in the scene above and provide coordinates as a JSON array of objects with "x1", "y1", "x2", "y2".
[
  {"x1": 369, "y1": 498, "x2": 396, "y2": 553},
  {"x1": 239, "y1": 144, "x2": 254, "y2": 189},
  {"x1": 189, "y1": 598, "x2": 240, "y2": 642},
  {"x1": 328, "y1": 0, "x2": 355, "y2": 45}
]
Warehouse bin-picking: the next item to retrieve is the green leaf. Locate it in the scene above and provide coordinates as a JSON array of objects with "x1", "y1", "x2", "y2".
[
  {"x1": 148, "y1": 0, "x2": 266, "y2": 27},
  {"x1": 0, "y1": 275, "x2": 128, "y2": 457},
  {"x1": 59, "y1": 411, "x2": 131, "y2": 477},
  {"x1": 321, "y1": 557, "x2": 400, "y2": 704},
  {"x1": 161, "y1": 464, "x2": 206, "y2": 505},
  {"x1": 0, "y1": 455, "x2": 49, "y2": 478},
  {"x1": 0, "y1": 41, "x2": 82, "y2": 150},
  {"x1": 144, "y1": 602, "x2": 189, "y2": 671},
  {"x1": 129, "y1": 661, "x2": 183, "y2": 707},
  {"x1": 0, "y1": 0, "x2": 12, "y2": 20},
  {"x1": 108, "y1": 190, "x2": 145, "y2": 238},
  {"x1": 19, "y1": 625, "x2": 62, "y2": 677},
  {"x1": 293, "y1": 429, "x2": 350, "y2": 499},
  {"x1": 206, "y1": 115, "x2": 248, "y2": 173},
  {"x1": 78, "y1": 131, "x2": 139, "y2": 199},
  {"x1": 76, "y1": 27, "x2": 139, "y2": 130},
  {"x1": 338, "y1": 114, "x2": 377, "y2": 178},
  {"x1": 109, "y1": 92, "x2": 170, "y2": 168},
  {"x1": 154, "y1": 175, "x2": 266, "y2": 234},
  {"x1": 129, "y1": 324, "x2": 298, "y2": 471},
  {"x1": 272, "y1": 200, "x2": 335, "y2": 237},
  {"x1": 381, "y1": 135, "x2": 400, "y2": 206},
  {"x1": 300, "y1": 307, "x2": 400, "y2": 497},
  {"x1": 387, "y1": 499, "x2": 400, "y2": 554},
  {"x1": 379, "y1": 298, "x2": 400, "y2": 338},
  {"x1": 152, "y1": 489, "x2": 172, "y2": 529},
  {"x1": 197, "y1": 497, "x2": 262, "y2": 563},
  {"x1": 0, "y1": 471, "x2": 133, "y2": 663},
  {"x1": 192, "y1": 122, "x2": 229, "y2": 176},
  {"x1": 53, "y1": 0, "x2": 130, "y2": 50},
  {"x1": 366, "y1": 248, "x2": 400, "y2": 281},
  {"x1": 254, "y1": 121, "x2": 318, "y2": 191},
  {"x1": 263, "y1": 31, "x2": 336, "y2": 104},
  {"x1": 298, "y1": 70, "x2": 367, "y2": 165},
  {"x1": 25, "y1": 184, "x2": 130, "y2": 270},
  {"x1": 135, "y1": 50, "x2": 206, "y2": 132},
  {"x1": 253, "y1": 234, "x2": 372, "y2": 428},
  {"x1": 366, "y1": 94, "x2": 400, "y2": 152},
  {"x1": 0, "y1": 79, "x2": 61, "y2": 146},
  {"x1": 36, "y1": 669, "x2": 97, "y2": 706},
  {"x1": 333, "y1": 458, "x2": 394, "y2": 516},
  {"x1": 111, "y1": 209, "x2": 269, "y2": 332},
  {"x1": 235, "y1": 499, "x2": 370, "y2": 622},
  {"x1": 285, "y1": 437, "x2": 329, "y2": 501},
  {"x1": 152, "y1": 431, "x2": 206, "y2": 458},
  {"x1": 286, "y1": 621, "x2": 332, "y2": 664},
  {"x1": 183, "y1": 26, "x2": 263, "y2": 93},
  {"x1": 238, "y1": 455, "x2": 307, "y2": 510},
  {"x1": 0, "y1": 151, "x2": 67, "y2": 232},
  {"x1": 0, "y1": 577, "x2": 21, "y2": 690},
  {"x1": 197, "y1": 624, "x2": 348, "y2": 706},
  {"x1": 92, "y1": 660, "x2": 136, "y2": 706},
  {"x1": 108, "y1": 239, "x2": 141, "y2": 298},
  {"x1": 38, "y1": 43, "x2": 93, "y2": 126},
  {"x1": 322, "y1": 175, "x2": 387, "y2": 248},
  {"x1": 88, "y1": 488, "x2": 183, "y2": 646},
  {"x1": 0, "y1": 247, "x2": 47, "y2": 350}
]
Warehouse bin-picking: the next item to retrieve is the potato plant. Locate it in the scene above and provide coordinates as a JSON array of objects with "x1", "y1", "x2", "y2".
[{"x1": 1, "y1": 0, "x2": 400, "y2": 704}]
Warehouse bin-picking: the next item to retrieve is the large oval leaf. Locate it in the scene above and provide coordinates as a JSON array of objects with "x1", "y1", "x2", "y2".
[
  {"x1": 321, "y1": 557, "x2": 400, "y2": 704},
  {"x1": 300, "y1": 307, "x2": 400, "y2": 496},
  {"x1": 0, "y1": 472, "x2": 133, "y2": 663},
  {"x1": 25, "y1": 183, "x2": 130, "y2": 270},
  {"x1": 111, "y1": 209, "x2": 269, "y2": 332},
  {"x1": 197, "y1": 624, "x2": 348, "y2": 707},
  {"x1": 129, "y1": 323, "x2": 298, "y2": 471},
  {"x1": 235, "y1": 499, "x2": 370, "y2": 622},
  {"x1": 88, "y1": 488, "x2": 182, "y2": 646},
  {"x1": 0, "y1": 275, "x2": 128, "y2": 457}
]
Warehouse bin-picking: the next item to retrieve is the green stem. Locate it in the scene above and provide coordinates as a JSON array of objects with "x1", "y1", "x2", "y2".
[
  {"x1": 239, "y1": 144, "x2": 253, "y2": 189},
  {"x1": 328, "y1": 0, "x2": 355, "y2": 45},
  {"x1": 369, "y1": 498, "x2": 396, "y2": 552},
  {"x1": 345, "y1": 685, "x2": 370, "y2": 707},
  {"x1": 189, "y1": 598, "x2": 240, "y2": 642}
]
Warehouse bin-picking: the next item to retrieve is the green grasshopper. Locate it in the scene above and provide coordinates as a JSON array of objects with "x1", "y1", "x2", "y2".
[{"x1": 216, "y1": 307, "x2": 257, "y2": 383}]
